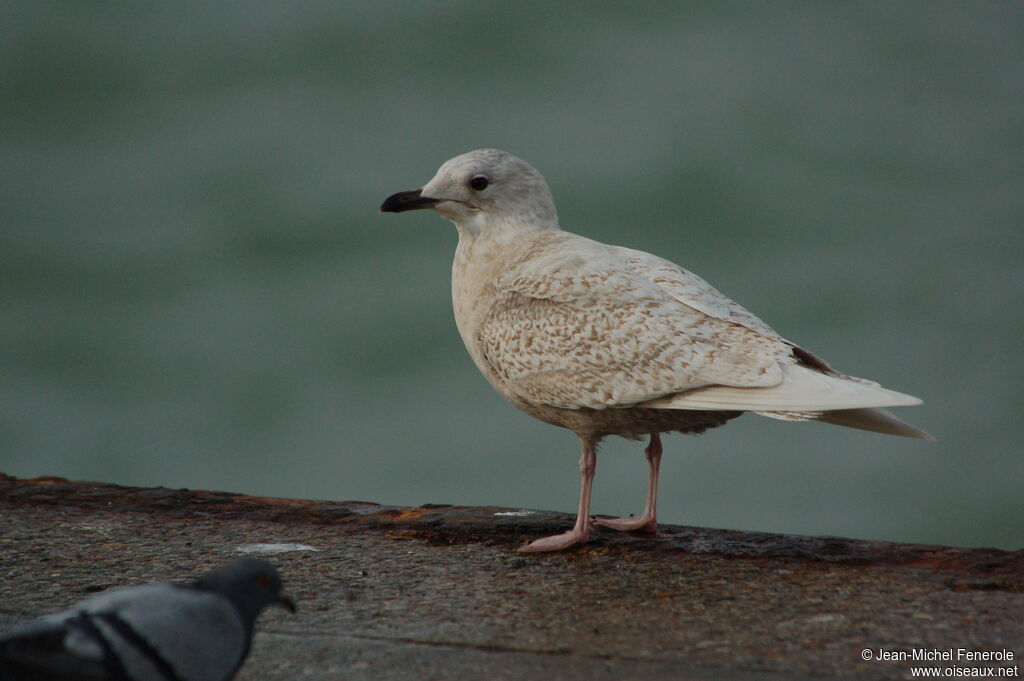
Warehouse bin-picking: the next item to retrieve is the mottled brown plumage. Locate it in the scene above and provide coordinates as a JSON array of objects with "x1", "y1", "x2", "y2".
[{"x1": 381, "y1": 149, "x2": 930, "y2": 552}]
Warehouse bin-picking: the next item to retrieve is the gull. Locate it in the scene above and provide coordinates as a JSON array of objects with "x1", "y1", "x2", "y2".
[
  {"x1": 0, "y1": 558, "x2": 295, "y2": 681},
  {"x1": 381, "y1": 149, "x2": 932, "y2": 553}
]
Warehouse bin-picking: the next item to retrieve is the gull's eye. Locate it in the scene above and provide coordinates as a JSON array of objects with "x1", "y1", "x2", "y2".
[{"x1": 469, "y1": 176, "x2": 489, "y2": 191}]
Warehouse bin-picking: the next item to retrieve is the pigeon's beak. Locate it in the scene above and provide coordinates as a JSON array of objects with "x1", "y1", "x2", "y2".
[
  {"x1": 380, "y1": 189, "x2": 442, "y2": 213},
  {"x1": 277, "y1": 595, "x2": 297, "y2": 613}
]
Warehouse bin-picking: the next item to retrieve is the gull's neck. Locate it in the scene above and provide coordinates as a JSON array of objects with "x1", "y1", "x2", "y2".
[{"x1": 452, "y1": 212, "x2": 560, "y2": 248}]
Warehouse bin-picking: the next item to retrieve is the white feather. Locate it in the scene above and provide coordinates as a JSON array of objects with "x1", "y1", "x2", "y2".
[{"x1": 641, "y1": 362, "x2": 922, "y2": 412}]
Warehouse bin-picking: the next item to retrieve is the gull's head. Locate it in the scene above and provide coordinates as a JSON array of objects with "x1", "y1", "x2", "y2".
[{"x1": 380, "y1": 149, "x2": 559, "y2": 235}]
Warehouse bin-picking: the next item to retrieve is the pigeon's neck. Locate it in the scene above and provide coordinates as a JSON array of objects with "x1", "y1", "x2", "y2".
[{"x1": 192, "y1": 578, "x2": 265, "y2": 631}]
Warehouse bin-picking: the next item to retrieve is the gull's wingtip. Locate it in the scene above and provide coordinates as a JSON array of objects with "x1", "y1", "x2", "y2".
[{"x1": 816, "y1": 407, "x2": 935, "y2": 440}]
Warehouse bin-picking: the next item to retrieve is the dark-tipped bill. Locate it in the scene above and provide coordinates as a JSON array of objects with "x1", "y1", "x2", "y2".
[{"x1": 380, "y1": 189, "x2": 441, "y2": 213}]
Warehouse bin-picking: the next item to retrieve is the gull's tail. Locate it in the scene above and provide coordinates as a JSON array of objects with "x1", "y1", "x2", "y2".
[
  {"x1": 642, "y1": 363, "x2": 933, "y2": 440},
  {"x1": 759, "y1": 406, "x2": 935, "y2": 440}
]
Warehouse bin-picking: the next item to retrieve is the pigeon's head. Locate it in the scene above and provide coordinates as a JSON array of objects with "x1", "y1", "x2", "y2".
[
  {"x1": 194, "y1": 558, "x2": 296, "y2": 625},
  {"x1": 381, "y1": 149, "x2": 559, "y2": 235}
]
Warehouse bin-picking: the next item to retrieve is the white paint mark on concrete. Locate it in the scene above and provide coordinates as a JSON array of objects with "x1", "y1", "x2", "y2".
[{"x1": 235, "y1": 543, "x2": 320, "y2": 554}]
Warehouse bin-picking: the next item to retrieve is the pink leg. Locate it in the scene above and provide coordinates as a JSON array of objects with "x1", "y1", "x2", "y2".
[
  {"x1": 595, "y1": 433, "x2": 662, "y2": 533},
  {"x1": 519, "y1": 439, "x2": 596, "y2": 553}
]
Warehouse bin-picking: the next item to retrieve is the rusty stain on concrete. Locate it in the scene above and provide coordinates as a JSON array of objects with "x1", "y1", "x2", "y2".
[{"x1": 5, "y1": 474, "x2": 1021, "y2": 581}]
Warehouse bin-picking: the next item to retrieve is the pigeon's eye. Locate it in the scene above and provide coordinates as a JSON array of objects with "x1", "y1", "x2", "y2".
[{"x1": 469, "y1": 176, "x2": 489, "y2": 191}]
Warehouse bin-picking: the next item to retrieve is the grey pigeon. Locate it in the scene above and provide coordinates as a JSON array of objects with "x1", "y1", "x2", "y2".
[
  {"x1": 381, "y1": 148, "x2": 932, "y2": 553},
  {"x1": 0, "y1": 558, "x2": 295, "y2": 681}
]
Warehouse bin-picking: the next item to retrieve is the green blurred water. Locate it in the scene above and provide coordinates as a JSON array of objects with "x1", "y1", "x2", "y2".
[{"x1": 2, "y1": 1, "x2": 1022, "y2": 548}]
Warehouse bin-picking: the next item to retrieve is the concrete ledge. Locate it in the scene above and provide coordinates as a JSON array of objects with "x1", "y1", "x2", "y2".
[{"x1": 1, "y1": 473, "x2": 1021, "y2": 680}]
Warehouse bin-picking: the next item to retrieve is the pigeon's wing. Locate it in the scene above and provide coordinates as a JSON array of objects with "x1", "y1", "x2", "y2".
[
  {"x1": 88, "y1": 585, "x2": 248, "y2": 681},
  {"x1": 0, "y1": 613, "x2": 113, "y2": 681},
  {"x1": 0, "y1": 584, "x2": 248, "y2": 681},
  {"x1": 479, "y1": 233, "x2": 790, "y2": 409},
  {"x1": 480, "y1": 232, "x2": 922, "y2": 412}
]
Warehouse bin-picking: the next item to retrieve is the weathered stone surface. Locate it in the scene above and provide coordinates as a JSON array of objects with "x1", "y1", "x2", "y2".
[{"x1": 1, "y1": 474, "x2": 1021, "y2": 680}]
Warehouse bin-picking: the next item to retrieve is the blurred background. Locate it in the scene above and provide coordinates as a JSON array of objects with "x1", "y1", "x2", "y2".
[{"x1": 2, "y1": 2, "x2": 1021, "y2": 549}]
